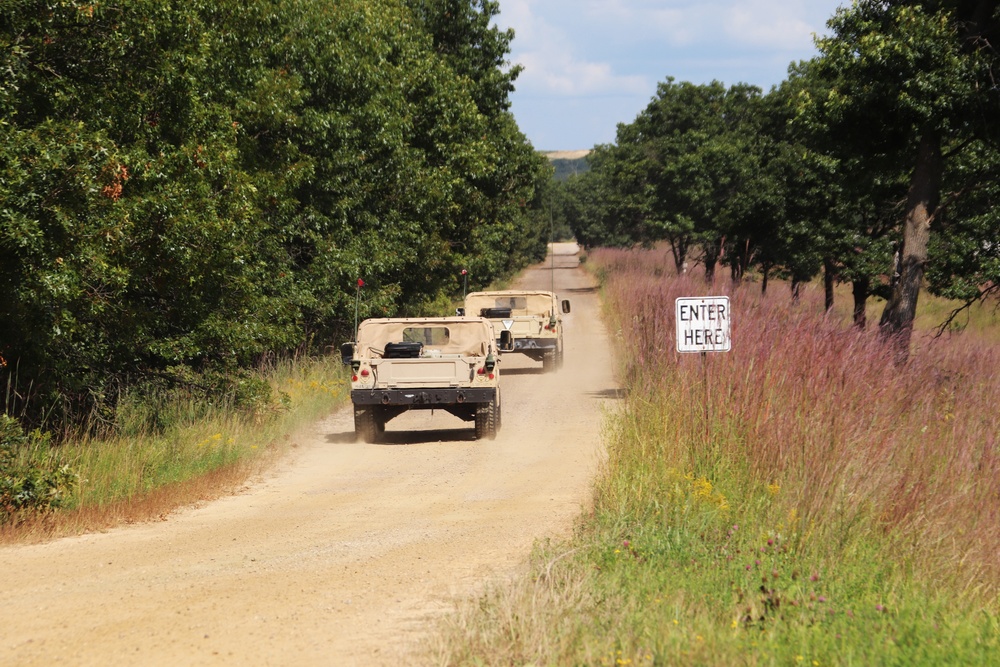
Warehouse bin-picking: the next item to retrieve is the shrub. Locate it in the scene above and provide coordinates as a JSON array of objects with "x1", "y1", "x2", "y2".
[{"x1": 0, "y1": 415, "x2": 77, "y2": 524}]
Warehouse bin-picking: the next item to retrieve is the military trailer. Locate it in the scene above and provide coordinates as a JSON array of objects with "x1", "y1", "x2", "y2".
[
  {"x1": 344, "y1": 317, "x2": 501, "y2": 443},
  {"x1": 462, "y1": 290, "x2": 570, "y2": 372}
]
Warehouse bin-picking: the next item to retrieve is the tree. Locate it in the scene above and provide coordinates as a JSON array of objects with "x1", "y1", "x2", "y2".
[
  {"x1": 814, "y1": 1, "x2": 1000, "y2": 356},
  {"x1": 405, "y1": 0, "x2": 521, "y2": 118},
  {"x1": 0, "y1": 0, "x2": 545, "y2": 429}
]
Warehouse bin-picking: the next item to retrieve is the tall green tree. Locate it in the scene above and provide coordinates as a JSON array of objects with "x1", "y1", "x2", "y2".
[
  {"x1": 0, "y1": 0, "x2": 544, "y2": 429},
  {"x1": 404, "y1": 0, "x2": 546, "y2": 283},
  {"x1": 405, "y1": 0, "x2": 521, "y2": 117},
  {"x1": 778, "y1": 59, "x2": 900, "y2": 319},
  {"x1": 814, "y1": 0, "x2": 1000, "y2": 354}
]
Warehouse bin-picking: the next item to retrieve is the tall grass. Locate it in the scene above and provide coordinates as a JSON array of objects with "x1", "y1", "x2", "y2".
[
  {"x1": 2, "y1": 354, "x2": 348, "y2": 541},
  {"x1": 599, "y1": 249, "x2": 1000, "y2": 591},
  {"x1": 435, "y1": 247, "x2": 1000, "y2": 666}
]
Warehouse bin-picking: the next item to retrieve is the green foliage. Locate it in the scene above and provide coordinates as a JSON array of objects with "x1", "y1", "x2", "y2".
[
  {"x1": 17, "y1": 353, "x2": 349, "y2": 519},
  {"x1": 0, "y1": 415, "x2": 76, "y2": 523},
  {"x1": 405, "y1": 0, "x2": 521, "y2": 118},
  {"x1": 0, "y1": 0, "x2": 547, "y2": 431},
  {"x1": 547, "y1": 156, "x2": 590, "y2": 181},
  {"x1": 562, "y1": 145, "x2": 642, "y2": 250},
  {"x1": 563, "y1": 79, "x2": 792, "y2": 279},
  {"x1": 806, "y1": 0, "x2": 1000, "y2": 333},
  {"x1": 926, "y1": 136, "x2": 1000, "y2": 306}
]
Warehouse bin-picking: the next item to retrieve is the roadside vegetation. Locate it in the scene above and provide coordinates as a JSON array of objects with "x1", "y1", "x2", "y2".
[
  {"x1": 1, "y1": 354, "x2": 349, "y2": 541},
  {"x1": 433, "y1": 247, "x2": 1000, "y2": 665}
]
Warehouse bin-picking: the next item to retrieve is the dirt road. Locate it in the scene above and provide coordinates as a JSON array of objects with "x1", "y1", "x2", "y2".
[{"x1": 0, "y1": 243, "x2": 616, "y2": 666}]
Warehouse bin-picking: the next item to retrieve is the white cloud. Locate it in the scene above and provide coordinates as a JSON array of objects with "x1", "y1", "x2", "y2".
[
  {"x1": 722, "y1": 1, "x2": 823, "y2": 50},
  {"x1": 516, "y1": 50, "x2": 649, "y2": 96},
  {"x1": 493, "y1": 0, "x2": 846, "y2": 147},
  {"x1": 579, "y1": 2, "x2": 710, "y2": 46},
  {"x1": 498, "y1": 0, "x2": 652, "y2": 96},
  {"x1": 574, "y1": 0, "x2": 829, "y2": 50}
]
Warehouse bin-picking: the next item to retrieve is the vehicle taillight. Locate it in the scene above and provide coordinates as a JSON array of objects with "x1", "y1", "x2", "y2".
[
  {"x1": 360, "y1": 369, "x2": 370, "y2": 377},
  {"x1": 351, "y1": 375, "x2": 358, "y2": 382},
  {"x1": 477, "y1": 367, "x2": 486, "y2": 375}
]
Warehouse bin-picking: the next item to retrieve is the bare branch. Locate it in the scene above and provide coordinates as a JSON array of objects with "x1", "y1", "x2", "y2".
[{"x1": 934, "y1": 283, "x2": 1000, "y2": 337}]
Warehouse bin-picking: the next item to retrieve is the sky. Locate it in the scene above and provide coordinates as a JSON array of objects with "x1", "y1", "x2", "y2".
[{"x1": 492, "y1": 0, "x2": 850, "y2": 151}]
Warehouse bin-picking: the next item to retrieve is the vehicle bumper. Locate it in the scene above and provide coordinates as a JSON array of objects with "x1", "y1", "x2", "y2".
[
  {"x1": 351, "y1": 387, "x2": 496, "y2": 406},
  {"x1": 503, "y1": 337, "x2": 558, "y2": 351}
]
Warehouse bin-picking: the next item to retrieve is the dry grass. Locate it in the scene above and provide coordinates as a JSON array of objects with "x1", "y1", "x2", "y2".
[
  {"x1": 0, "y1": 453, "x2": 267, "y2": 544},
  {"x1": 1, "y1": 355, "x2": 348, "y2": 544},
  {"x1": 429, "y1": 540, "x2": 609, "y2": 667}
]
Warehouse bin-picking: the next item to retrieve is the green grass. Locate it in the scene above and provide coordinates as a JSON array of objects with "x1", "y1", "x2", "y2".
[
  {"x1": 433, "y1": 249, "x2": 1000, "y2": 666},
  {"x1": 3, "y1": 354, "x2": 349, "y2": 538},
  {"x1": 823, "y1": 284, "x2": 1000, "y2": 344}
]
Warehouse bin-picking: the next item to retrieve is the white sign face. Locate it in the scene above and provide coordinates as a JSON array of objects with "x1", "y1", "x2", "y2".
[
  {"x1": 501, "y1": 319, "x2": 513, "y2": 330},
  {"x1": 675, "y1": 297, "x2": 731, "y2": 353}
]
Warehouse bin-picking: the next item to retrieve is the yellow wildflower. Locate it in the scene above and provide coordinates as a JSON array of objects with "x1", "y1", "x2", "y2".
[{"x1": 693, "y1": 476, "x2": 713, "y2": 497}]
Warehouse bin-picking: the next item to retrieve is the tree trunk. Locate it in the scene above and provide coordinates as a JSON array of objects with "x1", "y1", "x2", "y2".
[
  {"x1": 761, "y1": 263, "x2": 770, "y2": 295},
  {"x1": 852, "y1": 276, "x2": 869, "y2": 328},
  {"x1": 669, "y1": 237, "x2": 689, "y2": 275},
  {"x1": 703, "y1": 238, "x2": 723, "y2": 283},
  {"x1": 823, "y1": 257, "x2": 836, "y2": 312},
  {"x1": 791, "y1": 279, "x2": 801, "y2": 303},
  {"x1": 879, "y1": 131, "x2": 943, "y2": 360}
]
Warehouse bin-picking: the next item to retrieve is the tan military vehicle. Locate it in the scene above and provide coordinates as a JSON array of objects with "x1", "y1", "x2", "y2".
[
  {"x1": 462, "y1": 290, "x2": 570, "y2": 371},
  {"x1": 344, "y1": 317, "x2": 501, "y2": 443}
]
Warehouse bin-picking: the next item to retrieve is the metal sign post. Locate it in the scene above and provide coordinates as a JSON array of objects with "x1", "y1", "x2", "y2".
[{"x1": 675, "y1": 296, "x2": 732, "y2": 445}]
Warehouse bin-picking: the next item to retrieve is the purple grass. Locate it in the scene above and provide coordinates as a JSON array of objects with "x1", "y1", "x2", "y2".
[{"x1": 594, "y1": 247, "x2": 1000, "y2": 599}]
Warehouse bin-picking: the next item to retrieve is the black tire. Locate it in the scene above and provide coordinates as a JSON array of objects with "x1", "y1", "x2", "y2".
[
  {"x1": 542, "y1": 350, "x2": 556, "y2": 372},
  {"x1": 495, "y1": 393, "x2": 502, "y2": 432},
  {"x1": 474, "y1": 400, "x2": 497, "y2": 440},
  {"x1": 354, "y1": 407, "x2": 378, "y2": 443}
]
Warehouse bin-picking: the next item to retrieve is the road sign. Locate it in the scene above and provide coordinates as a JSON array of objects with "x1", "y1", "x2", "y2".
[{"x1": 675, "y1": 296, "x2": 731, "y2": 353}]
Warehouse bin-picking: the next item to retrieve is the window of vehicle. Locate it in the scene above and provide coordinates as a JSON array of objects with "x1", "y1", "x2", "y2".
[
  {"x1": 402, "y1": 327, "x2": 450, "y2": 346},
  {"x1": 494, "y1": 296, "x2": 527, "y2": 309}
]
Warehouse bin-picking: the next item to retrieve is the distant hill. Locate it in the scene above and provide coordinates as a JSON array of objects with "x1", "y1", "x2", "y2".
[{"x1": 542, "y1": 150, "x2": 591, "y2": 181}]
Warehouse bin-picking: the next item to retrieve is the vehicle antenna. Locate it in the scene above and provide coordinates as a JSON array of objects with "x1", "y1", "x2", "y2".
[
  {"x1": 550, "y1": 206, "x2": 555, "y2": 293},
  {"x1": 354, "y1": 278, "x2": 364, "y2": 340}
]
